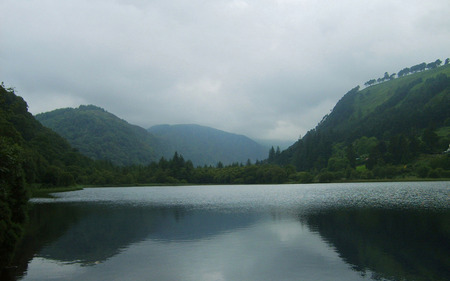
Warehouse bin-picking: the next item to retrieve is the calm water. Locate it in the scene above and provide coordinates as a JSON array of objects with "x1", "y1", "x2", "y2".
[{"x1": 5, "y1": 182, "x2": 450, "y2": 281}]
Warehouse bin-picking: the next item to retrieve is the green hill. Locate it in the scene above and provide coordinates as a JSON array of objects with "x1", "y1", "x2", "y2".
[
  {"x1": 148, "y1": 124, "x2": 268, "y2": 166},
  {"x1": 36, "y1": 105, "x2": 169, "y2": 166},
  {"x1": 275, "y1": 63, "x2": 450, "y2": 180}
]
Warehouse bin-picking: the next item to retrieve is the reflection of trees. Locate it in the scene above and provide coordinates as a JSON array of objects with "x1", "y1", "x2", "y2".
[
  {"x1": 6, "y1": 203, "x2": 257, "y2": 280},
  {"x1": 2, "y1": 203, "x2": 83, "y2": 280},
  {"x1": 299, "y1": 208, "x2": 450, "y2": 281}
]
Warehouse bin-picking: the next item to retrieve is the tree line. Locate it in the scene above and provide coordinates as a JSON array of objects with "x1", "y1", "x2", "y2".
[{"x1": 364, "y1": 58, "x2": 448, "y2": 87}]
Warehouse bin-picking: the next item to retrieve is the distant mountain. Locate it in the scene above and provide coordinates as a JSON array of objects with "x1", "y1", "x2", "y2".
[
  {"x1": 36, "y1": 105, "x2": 168, "y2": 166},
  {"x1": 275, "y1": 63, "x2": 450, "y2": 174},
  {"x1": 36, "y1": 106, "x2": 268, "y2": 167},
  {"x1": 148, "y1": 124, "x2": 268, "y2": 166}
]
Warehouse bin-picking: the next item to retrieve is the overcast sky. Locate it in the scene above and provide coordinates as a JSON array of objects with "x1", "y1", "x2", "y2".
[{"x1": 1, "y1": 0, "x2": 449, "y2": 143}]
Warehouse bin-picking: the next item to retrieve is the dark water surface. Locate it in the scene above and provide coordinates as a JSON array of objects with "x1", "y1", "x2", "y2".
[{"x1": 6, "y1": 182, "x2": 450, "y2": 280}]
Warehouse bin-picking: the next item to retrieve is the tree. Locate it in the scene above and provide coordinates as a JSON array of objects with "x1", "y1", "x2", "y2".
[
  {"x1": 387, "y1": 134, "x2": 409, "y2": 164},
  {"x1": 346, "y1": 144, "x2": 356, "y2": 168},
  {"x1": 426, "y1": 62, "x2": 437, "y2": 70},
  {"x1": 0, "y1": 138, "x2": 28, "y2": 265},
  {"x1": 364, "y1": 79, "x2": 377, "y2": 87},
  {"x1": 366, "y1": 141, "x2": 387, "y2": 170},
  {"x1": 398, "y1": 67, "x2": 410, "y2": 77},
  {"x1": 422, "y1": 128, "x2": 438, "y2": 153},
  {"x1": 268, "y1": 146, "x2": 276, "y2": 163},
  {"x1": 411, "y1": 62, "x2": 426, "y2": 73},
  {"x1": 276, "y1": 146, "x2": 281, "y2": 156},
  {"x1": 418, "y1": 62, "x2": 426, "y2": 71}
]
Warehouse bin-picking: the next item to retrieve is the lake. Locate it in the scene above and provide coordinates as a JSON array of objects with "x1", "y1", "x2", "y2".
[{"x1": 4, "y1": 182, "x2": 450, "y2": 281}]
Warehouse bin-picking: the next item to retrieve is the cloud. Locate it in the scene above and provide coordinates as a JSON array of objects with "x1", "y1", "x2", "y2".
[{"x1": 1, "y1": 0, "x2": 449, "y2": 143}]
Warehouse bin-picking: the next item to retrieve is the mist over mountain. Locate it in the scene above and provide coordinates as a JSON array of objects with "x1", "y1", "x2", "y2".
[{"x1": 148, "y1": 124, "x2": 268, "y2": 166}]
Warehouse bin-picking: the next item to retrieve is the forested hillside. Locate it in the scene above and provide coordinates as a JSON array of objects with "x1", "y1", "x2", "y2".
[
  {"x1": 148, "y1": 124, "x2": 267, "y2": 166},
  {"x1": 275, "y1": 62, "x2": 450, "y2": 181},
  {"x1": 0, "y1": 85, "x2": 99, "y2": 265},
  {"x1": 36, "y1": 105, "x2": 169, "y2": 166}
]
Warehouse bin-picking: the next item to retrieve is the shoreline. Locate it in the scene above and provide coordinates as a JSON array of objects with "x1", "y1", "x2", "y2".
[{"x1": 29, "y1": 178, "x2": 449, "y2": 198}]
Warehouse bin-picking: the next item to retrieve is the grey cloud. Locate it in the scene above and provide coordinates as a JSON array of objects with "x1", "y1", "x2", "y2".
[{"x1": 1, "y1": 0, "x2": 449, "y2": 142}]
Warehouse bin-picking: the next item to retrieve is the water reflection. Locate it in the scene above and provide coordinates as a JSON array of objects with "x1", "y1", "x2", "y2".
[
  {"x1": 19, "y1": 204, "x2": 259, "y2": 266},
  {"x1": 299, "y1": 207, "x2": 450, "y2": 281},
  {"x1": 5, "y1": 184, "x2": 450, "y2": 281}
]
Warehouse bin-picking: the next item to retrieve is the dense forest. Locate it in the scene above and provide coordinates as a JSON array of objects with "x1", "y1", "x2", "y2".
[{"x1": 1, "y1": 60, "x2": 449, "y2": 267}]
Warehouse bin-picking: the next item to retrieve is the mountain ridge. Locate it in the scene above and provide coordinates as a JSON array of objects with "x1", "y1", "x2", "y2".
[
  {"x1": 148, "y1": 124, "x2": 268, "y2": 166},
  {"x1": 36, "y1": 106, "x2": 268, "y2": 166}
]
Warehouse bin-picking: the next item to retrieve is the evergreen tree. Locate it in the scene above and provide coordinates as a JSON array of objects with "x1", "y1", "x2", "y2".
[
  {"x1": 268, "y1": 146, "x2": 276, "y2": 163},
  {"x1": 275, "y1": 146, "x2": 281, "y2": 156}
]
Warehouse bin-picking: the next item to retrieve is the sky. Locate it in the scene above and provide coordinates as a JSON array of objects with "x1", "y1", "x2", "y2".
[{"x1": 1, "y1": 0, "x2": 449, "y2": 143}]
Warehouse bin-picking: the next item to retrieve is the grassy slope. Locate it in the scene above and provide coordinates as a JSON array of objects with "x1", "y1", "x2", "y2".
[{"x1": 355, "y1": 64, "x2": 450, "y2": 118}]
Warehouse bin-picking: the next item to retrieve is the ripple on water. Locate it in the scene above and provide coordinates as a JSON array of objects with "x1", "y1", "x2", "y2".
[{"x1": 30, "y1": 181, "x2": 450, "y2": 213}]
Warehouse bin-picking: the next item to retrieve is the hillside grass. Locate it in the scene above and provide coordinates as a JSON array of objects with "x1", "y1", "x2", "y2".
[{"x1": 355, "y1": 64, "x2": 450, "y2": 118}]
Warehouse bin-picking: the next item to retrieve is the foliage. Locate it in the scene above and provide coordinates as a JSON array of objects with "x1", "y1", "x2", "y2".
[
  {"x1": 0, "y1": 138, "x2": 28, "y2": 265},
  {"x1": 97, "y1": 152, "x2": 293, "y2": 185},
  {"x1": 275, "y1": 62, "x2": 450, "y2": 180}
]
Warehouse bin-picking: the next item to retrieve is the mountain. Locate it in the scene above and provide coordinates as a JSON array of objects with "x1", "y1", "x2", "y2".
[
  {"x1": 36, "y1": 106, "x2": 268, "y2": 167},
  {"x1": 275, "y1": 63, "x2": 450, "y2": 178},
  {"x1": 35, "y1": 105, "x2": 169, "y2": 166},
  {"x1": 148, "y1": 124, "x2": 268, "y2": 166}
]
